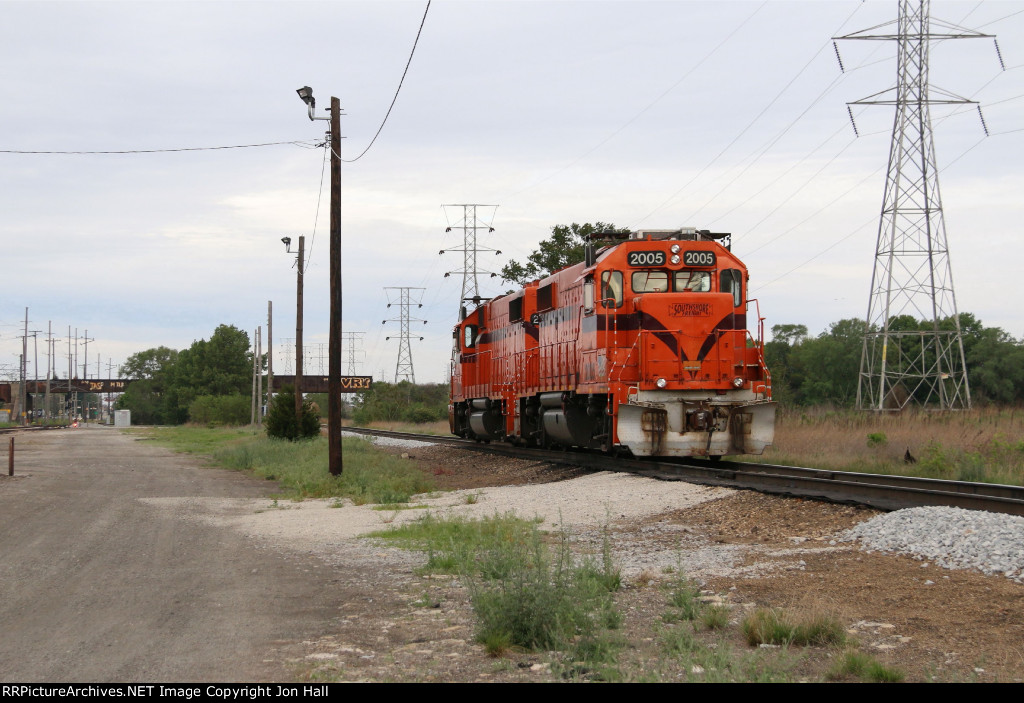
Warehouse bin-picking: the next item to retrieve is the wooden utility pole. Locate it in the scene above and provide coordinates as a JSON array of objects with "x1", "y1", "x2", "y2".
[
  {"x1": 328, "y1": 96, "x2": 342, "y2": 476},
  {"x1": 20, "y1": 308, "x2": 27, "y2": 425},
  {"x1": 45, "y1": 322, "x2": 52, "y2": 420},
  {"x1": 256, "y1": 326, "x2": 263, "y2": 424},
  {"x1": 295, "y1": 235, "x2": 305, "y2": 433},
  {"x1": 267, "y1": 300, "x2": 273, "y2": 417},
  {"x1": 251, "y1": 327, "x2": 258, "y2": 425}
]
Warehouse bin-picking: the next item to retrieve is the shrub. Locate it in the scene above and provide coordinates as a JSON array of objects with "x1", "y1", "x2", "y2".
[
  {"x1": 264, "y1": 384, "x2": 320, "y2": 440},
  {"x1": 866, "y1": 432, "x2": 887, "y2": 447},
  {"x1": 469, "y1": 529, "x2": 621, "y2": 654},
  {"x1": 187, "y1": 394, "x2": 251, "y2": 425}
]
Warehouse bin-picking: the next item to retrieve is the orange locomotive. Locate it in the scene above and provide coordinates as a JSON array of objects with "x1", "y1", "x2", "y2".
[{"x1": 449, "y1": 228, "x2": 775, "y2": 458}]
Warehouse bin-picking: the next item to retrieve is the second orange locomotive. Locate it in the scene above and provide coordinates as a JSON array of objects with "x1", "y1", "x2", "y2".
[{"x1": 449, "y1": 228, "x2": 775, "y2": 458}]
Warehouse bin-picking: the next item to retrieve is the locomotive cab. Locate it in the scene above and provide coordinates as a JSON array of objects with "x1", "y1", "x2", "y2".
[{"x1": 604, "y1": 230, "x2": 774, "y2": 457}]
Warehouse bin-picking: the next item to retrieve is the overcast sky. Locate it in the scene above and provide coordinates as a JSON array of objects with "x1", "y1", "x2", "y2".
[{"x1": 2, "y1": 0, "x2": 1022, "y2": 385}]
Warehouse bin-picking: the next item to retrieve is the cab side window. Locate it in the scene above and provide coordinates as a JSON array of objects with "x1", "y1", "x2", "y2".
[
  {"x1": 601, "y1": 270, "x2": 623, "y2": 308},
  {"x1": 463, "y1": 325, "x2": 478, "y2": 349},
  {"x1": 720, "y1": 269, "x2": 743, "y2": 307}
]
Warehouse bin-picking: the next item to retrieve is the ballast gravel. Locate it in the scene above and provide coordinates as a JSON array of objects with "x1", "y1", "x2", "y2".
[{"x1": 839, "y1": 505, "x2": 1024, "y2": 582}]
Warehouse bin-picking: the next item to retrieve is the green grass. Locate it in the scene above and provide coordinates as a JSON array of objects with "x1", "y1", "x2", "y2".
[
  {"x1": 828, "y1": 650, "x2": 906, "y2": 683},
  {"x1": 701, "y1": 604, "x2": 731, "y2": 630},
  {"x1": 131, "y1": 425, "x2": 434, "y2": 502},
  {"x1": 657, "y1": 628, "x2": 798, "y2": 682},
  {"x1": 741, "y1": 608, "x2": 846, "y2": 648},
  {"x1": 372, "y1": 512, "x2": 623, "y2": 666},
  {"x1": 369, "y1": 512, "x2": 541, "y2": 575},
  {"x1": 663, "y1": 572, "x2": 704, "y2": 622}
]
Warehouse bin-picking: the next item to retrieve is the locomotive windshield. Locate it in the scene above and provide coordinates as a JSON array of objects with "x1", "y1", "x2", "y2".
[
  {"x1": 631, "y1": 269, "x2": 713, "y2": 293},
  {"x1": 674, "y1": 270, "x2": 711, "y2": 292},
  {"x1": 631, "y1": 270, "x2": 669, "y2": 293}
]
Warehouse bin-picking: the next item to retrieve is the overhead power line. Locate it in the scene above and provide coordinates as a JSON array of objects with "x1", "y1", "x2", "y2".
[
  {"x1": 340, "y1": 0, "x2": 432, "y2": 163},
  {"x1": 0, "y1": 140, "x2": 320, "y2": 155}
]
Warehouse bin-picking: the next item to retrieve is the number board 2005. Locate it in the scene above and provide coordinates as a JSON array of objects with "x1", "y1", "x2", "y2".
[
  {"x1": 627, "y1": 250, "x2": 665, "y2": 266},
  {"x1": 683, "y1": 250, "x2": 717, "y2": 266}
]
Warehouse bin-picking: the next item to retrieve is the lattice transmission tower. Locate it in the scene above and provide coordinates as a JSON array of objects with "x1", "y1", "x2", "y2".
[
  {"x1": 383, "y1": 287, "x2": 426, "y2": 383},
  {"x1": 440, "y1": 204, "x2": 500, "y2": 320},
  {"x1": 835, "y1": 0, "x2": 997, "y2": 411},
  {"x1": 343, "y1": 331, "x2": 365, "y2": 376}
]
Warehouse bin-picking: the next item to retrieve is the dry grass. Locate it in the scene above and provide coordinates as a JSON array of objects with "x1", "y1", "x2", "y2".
[{"x1": 756, "y1": 406, "x2": 1024, "y2": 485}]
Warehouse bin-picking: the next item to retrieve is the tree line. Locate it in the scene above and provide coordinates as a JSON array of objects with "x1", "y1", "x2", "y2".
[
  {"x1": 116, "y1": 323, "x2": 451, "y2": 426},
  {"x1": 116, "y1": 324, "x2": 254, "y2": 425},
  {"x1": 765, "y1": 313, "x2": 1024, "y2": 407}
]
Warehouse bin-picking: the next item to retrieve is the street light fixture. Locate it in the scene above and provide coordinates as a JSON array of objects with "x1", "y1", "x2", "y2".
[{"x1": 296, "y1": 86, "x2": 330, "y2": 122}]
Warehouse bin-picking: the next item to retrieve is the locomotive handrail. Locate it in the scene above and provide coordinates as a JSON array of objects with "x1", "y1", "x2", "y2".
[
  {"x1": 745, "y1": 297, "x2": 772, "y2": 400},
  {"x1": 612, "y1": 332, "x2": 642, "y2": 386}
]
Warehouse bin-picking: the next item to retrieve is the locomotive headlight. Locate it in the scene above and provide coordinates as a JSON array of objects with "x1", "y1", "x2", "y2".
[
  {"x1": 732, "y1": 377, "x2": 745, "y2": 388},
  {"x1": 670, "y1": 254, "x2": 681, "y2": 264},
  {"x1": 670, "y1": 244, "x2": 681, "y2": 254},
  {"x1": 656, "y1": 378, "x2": 668, "y2": 389}
]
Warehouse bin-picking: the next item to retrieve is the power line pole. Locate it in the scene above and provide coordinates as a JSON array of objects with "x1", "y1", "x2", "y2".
[
  {"x1": 266, "y1": 300, "x2": 273, "y2": 418},
  {"x1": 440, "y1": 204, "x2": 500, "y2": 320},
  {"x1": 19, "y1": 308, "x2": 27, "y2": 425},
  {"x1": 383, "y1": 287, "x2": 426, "y2": 383},
  {"x1": 836, "y1": 0, "x2": 994, "y2": 411},
  {"x1": 296, "y1": 86, "x2": 344, "y2": 475},
  {"x1": 251, "y1": 327, "x2": 259, "y2": 425},
  {"x1": 256, "y1": 326, "x2": 263, "y2": 424},
  {"x1": 67, "y1": 326, "x2": 73, "y2": 420},
  {"x1": 80, "y1": 330, "x2": 94, "y2": 422},
  {"x1": 45, "y1": 323, "x2": 52, "y2": 420},
  {"x1": 293, "y1": 236, "x2": 305, "y2": 434},
  {"x1": 105, "y1": 357, "x2": 118, "y2": 424},
  {"x1": 327, "y1": 95, "x2": 343, "y2": 477}
]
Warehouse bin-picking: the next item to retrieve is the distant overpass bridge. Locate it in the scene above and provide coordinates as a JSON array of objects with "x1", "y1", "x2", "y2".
[{"x1": 0, "y1": 376, "x2": 372, "y2": 403}]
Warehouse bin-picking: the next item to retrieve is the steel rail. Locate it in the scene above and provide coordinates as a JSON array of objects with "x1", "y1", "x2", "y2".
[
  {"x1": 0, "y1": 425, "x2": 70, "y2": 435},
  {"x1": 343, "y1": 427, "x2": 1024, "y2": 517}
]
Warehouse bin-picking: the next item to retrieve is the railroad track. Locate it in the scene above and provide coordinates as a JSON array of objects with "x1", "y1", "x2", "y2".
[
  {"x1": 0, "y1": 424, "x2": 70, "y2": 435},
  {"x1": 343, "y1": 427, "x2": 1024, "y2": 517}
]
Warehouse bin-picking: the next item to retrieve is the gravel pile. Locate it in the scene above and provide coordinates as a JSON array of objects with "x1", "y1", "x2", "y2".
[
  {"x1": 839, "y1": 506, "x2": 1024, "y2": 582},
  {"x1": 342, "y1": 430, "x2": 435, "y2": 449}
]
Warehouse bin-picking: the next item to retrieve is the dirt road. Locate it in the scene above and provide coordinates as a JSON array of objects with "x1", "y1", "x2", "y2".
[{"x1": 0, "y1": 426, "x2": 345, "y2": 682}]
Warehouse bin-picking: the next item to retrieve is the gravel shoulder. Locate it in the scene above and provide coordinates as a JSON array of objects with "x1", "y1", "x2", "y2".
[{"x1": 3, "y1": 427, "x2": 1022, "y2": 682}]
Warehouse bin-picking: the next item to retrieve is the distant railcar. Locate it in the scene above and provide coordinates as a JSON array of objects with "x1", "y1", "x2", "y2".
[{"x1": 449, "y1": 228, "x2": 774, "y2": 459}]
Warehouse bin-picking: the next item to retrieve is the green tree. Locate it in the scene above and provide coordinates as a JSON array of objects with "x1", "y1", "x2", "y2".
[
  {"x1": 116, "y1": 325, "x2": 254, "y2": 425},
  {"x1": 188, "y1": 394, "x2": 252, "y2": 425},
  {"x1": 499, "y1": 222, "x2": 628, "y2": 285},
  {"x1": 166, "y1": 325, "x2": 252, "y2": 422},
  {"x1": 264, "y1": 385, "x2": 320, "y2": 440},
  {"x1": 789, "y1": 319, "x2": 864, "y2": 406},
  {"x1": 116, "y1": 346, "x2": 180, "y2": 424},
  {"x1": 763, "y1": 324, "x2": 809, "y2": 405},
  {"x1": 352, "y1": 381, "x2": 448, "y2": 424}
]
